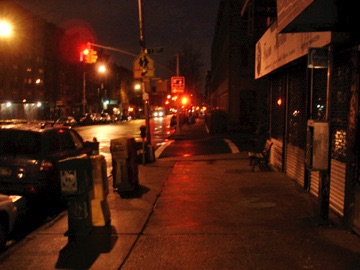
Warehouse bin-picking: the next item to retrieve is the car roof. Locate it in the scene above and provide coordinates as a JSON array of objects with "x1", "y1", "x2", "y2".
[{"x1": 0, "y1": 121, "x2": 70, "y2": 133}]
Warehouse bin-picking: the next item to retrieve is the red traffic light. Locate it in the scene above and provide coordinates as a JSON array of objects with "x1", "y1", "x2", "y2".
[
  {"x1": 80, "y1": 48, "x2": 90, "y2": 62},
  {"x1": 181, "y1": 96, "x2": 189, "y2": 105},
  {"x1": 80, "y1": 48, "x2": 97, "y2": 63}
]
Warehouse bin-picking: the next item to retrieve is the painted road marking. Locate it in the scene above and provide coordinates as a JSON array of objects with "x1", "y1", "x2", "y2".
[
  {"x1": 155, "y1": 140, "x2": 175, "y2": 158},
  {"x1": 224, "y1": 138, "x2": 240, "y2": 153}
]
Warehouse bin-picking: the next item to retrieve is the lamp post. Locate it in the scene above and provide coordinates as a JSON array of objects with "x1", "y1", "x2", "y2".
[
  {"x1": 137, "y1": 0, "x2": 152, "y2": 145},
  {"x1": 82, "y1": 70, "x2": 86, "y2": 115},
  {"x1": 0, "y1": 21, "x2": 12, "y2": 38},
  {"x1": 82, "y1": 64, "x2": 107, "y2": 115}
]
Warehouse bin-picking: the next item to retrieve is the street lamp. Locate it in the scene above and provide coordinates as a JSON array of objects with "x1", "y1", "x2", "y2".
[
  {"x1": 134, "y1": 82, "x2": 141, "y2": 91},
  {"x1": 0, "y1": 21, "x2": 12, "y2": 38},
  {"x1": 98, "y1": 64, "x2": 106, "y2": 73}
]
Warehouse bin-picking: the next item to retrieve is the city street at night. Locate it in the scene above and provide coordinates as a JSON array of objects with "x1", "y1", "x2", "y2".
[
  {"x1": 0, "y1": 118, "x2": 360, "y2": 269},
  {"x1": 1, "y1": 1, "x2": 360, "y2": 268}
]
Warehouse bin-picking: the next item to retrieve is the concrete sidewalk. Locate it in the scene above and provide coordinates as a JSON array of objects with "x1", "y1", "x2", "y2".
[
  {"x1": 1, "y1": 115, "x2": 360, "y2": 269},
  {"x1": 121, "y1": 154, "x2": 360, "y2": 270},
  {"x1": 0, "y1": 151, "x2": 360, "y2": 269}
]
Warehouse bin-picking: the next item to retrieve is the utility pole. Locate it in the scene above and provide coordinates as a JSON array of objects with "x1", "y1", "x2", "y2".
[
  {"x1": 176, "y1": 52, "x2": 181, "y2": 135},
  {"x1": 137, "y1": 0, "x2": 153, "y2": 153}
]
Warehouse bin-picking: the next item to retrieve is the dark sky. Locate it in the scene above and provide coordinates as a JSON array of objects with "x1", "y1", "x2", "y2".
[{"x1": 13, "y1": 0, "x2": 219, "y2": 80}]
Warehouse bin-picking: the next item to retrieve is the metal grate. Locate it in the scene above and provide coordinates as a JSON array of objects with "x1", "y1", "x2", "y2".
[
  {"x1": 331, "y1": 50, "x2": 351, "y2": 163},
  {"x1": 287, "y1": 62, "x2": 307, "y2": 150},
  {"x1": 270, "y1": 75, "x2": 285, "y2": 140}
]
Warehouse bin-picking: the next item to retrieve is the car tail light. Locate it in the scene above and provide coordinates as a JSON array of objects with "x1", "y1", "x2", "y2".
[
  {"x1": 16, "y1": 168, "x2": 26, "y2": 179},
  {"x1": 40, "y1": 160, "x2": 55, "y2": 171}
]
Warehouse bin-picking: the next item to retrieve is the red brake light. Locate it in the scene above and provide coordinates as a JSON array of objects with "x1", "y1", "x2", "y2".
[{"x1": 40, "y1": 160, "x2": 54, "y2": 171}]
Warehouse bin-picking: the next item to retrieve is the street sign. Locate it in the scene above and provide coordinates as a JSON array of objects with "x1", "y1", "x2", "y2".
[
  {"x1": 146, "y1": 47, "x2": 164, "y2": 54},
  {"x1": 143, "y1": 92, "x2": 149, "y2": 100},
  {"x1": 171, "y1": 76, "x2": 185, "y2": 93},
  {"x1": 133, "y1": 52, "x2": 155, "y2": 78},
  {"x1": 307, "y1": 47, "x2": 328, "y2": 69},
  {"x1": 156, "y1": 79, "x2": 169, "y2": 93}
]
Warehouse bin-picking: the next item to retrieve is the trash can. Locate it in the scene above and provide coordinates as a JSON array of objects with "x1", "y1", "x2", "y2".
[
  {"x1": 90, "y1": 154, "x2": 111, "y2": 227},
  {"x1": 59, "y1": 154, "x2": 94, "y2": 237},
  {"x1": 110, "y1": 137, "x2": 139, "y2": 193}
]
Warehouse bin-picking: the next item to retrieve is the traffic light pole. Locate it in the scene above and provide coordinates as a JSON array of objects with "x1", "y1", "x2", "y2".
[
  {"x1": 87, "y1": 42, "x2": 137, "y2": 57},
  {"x1": 82, "y1": 70, "x2": 86, "y2": 115}
]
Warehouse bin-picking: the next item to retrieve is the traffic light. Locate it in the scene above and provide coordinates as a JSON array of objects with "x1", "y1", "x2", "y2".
[
  {"x1": 80, "y1": 48, "x2": 90, "y2": 63},
  {"x1": 89, "y1": 49, "x2": 98, "y2": 63},
  {"x1": 181, "y1": 96, "x2": 188, "y2": 105},
  {"x1": 80, "y1": 48, "x2": 97, "y2": 63}
]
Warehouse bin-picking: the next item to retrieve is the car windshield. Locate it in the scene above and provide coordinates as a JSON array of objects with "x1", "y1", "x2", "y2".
[{"x1": 0, "y1": 130, "x2": 41, "y2": 155}]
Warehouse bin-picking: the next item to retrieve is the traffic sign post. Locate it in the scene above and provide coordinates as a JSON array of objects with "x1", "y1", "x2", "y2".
[
  {"x1": 170, "y1": 76, "x2": 185, "y2": 136},
  {"x1": 171, "y1": 76, "x2": 185, "y2": 93}
]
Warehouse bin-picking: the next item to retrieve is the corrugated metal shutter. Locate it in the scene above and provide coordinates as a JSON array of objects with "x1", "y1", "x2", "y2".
[
  {"x1": 329, "y1": 159, "x2": 346, "y2": 216},
  {"x1": 329, "y1": 50, "x2": 352, "y2": 216},
  {"x1": 269, "y1": 74, "x2": 285, "y2": 171},
  {"x1": 270, "y1": 138, "x2": 283, "y2": 171},
  {"x1": 310, "y1": 171, "x2": 320, "y2": 197},
  {"x1": 309, "y1": 159, "x2": 345, "y2": 216},
  {"x1": 286, "y1": 145, "x2": 305, "y2": 186},
  {"x1": 309, "y1": 66, "x2": 327, "y2": 197},
  {"x1": 285, "y1": 61, "x2": 307, "y2": 185}
]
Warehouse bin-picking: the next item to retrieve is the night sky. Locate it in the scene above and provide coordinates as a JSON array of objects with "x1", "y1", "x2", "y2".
[{"x1": 13, "y1": 0, "x2": 219, "y2": 80}]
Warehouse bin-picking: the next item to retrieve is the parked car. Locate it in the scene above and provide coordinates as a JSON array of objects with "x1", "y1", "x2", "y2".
[
  {"x1": 0, "y1": 122, "x2": 98, "y2": 202},
  {"x1": 100, "y1": 113, "x2": 111, "y2": 123},
  {"x1": 110, "y1": 114, "x2": 119, "y2": 123},
  {"x1": 54, "y1": 116, "x2": 77, "y2": 127},
  {"x1": 77, "y1": 113, "x2": 95, "y2": 126},
  {"x1": 0, "y1": 194, "x2": 18, "y2": 251},
  {"x1": 93, "y1": 113, "x2": 103, "y2": 124}
]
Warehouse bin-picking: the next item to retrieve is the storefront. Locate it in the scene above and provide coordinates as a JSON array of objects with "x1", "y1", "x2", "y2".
[{"x1": 256, "y1": 20, "x2": 360, "y2": 232}]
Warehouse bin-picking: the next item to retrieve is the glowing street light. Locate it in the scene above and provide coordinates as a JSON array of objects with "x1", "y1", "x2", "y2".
[
  {"x1": 98, "y1": 64, "x2": 106, "y2": 73},
  {"x1": 134, "y1": 83, "x2": 141, "y2": 91},
  {"x1": 0, "y1": 21, "x2": 12, "y2": 38}
]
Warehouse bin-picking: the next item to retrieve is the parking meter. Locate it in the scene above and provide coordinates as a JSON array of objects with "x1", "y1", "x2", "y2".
[
  {"x1": 140, "y1": 125, "x2": 146, "y2": 139},
  {"x1": 140, "y1": 126, "x2": 147, "y2": 165}
]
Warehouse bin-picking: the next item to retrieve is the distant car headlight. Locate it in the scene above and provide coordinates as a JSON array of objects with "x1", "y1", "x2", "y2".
[
  {"x1": 153, "y1": 112, "x2": 158, "y2": 117},
  {"x1": 158, "y1": 111, "x2": 164, "y2": 117}
]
